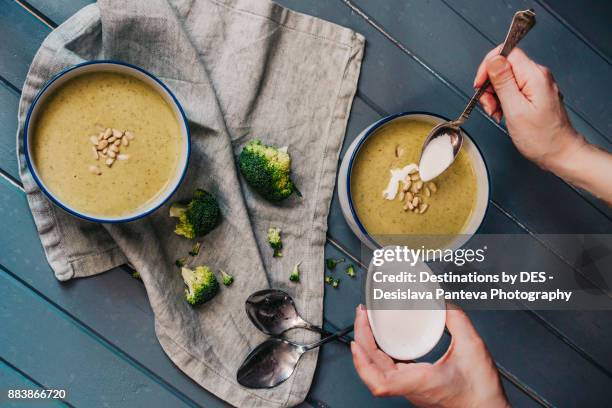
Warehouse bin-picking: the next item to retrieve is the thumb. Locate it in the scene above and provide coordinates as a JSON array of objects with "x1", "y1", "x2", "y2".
[{"x1": 486, "y1": 55, "x2": 525, "y2": 111}]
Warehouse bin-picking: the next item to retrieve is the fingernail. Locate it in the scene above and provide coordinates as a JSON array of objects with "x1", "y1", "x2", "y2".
[
  {"x1": 357, "y1": 303, "x2": 365, "y2": 311},
  {"x1": 487, "y1": 56, "x2": 508, "y2": 75}
]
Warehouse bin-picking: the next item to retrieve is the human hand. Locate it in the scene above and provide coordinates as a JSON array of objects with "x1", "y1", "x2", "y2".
[
  {"x1": 474, "y1": 46, "x2": 585, "y2": 172},
  {"x1": 351, "y1": 305, "x2": 509, "y2": 408}
]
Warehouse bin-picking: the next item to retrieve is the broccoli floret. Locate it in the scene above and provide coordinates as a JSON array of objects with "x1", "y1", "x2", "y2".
[
  {"x1": 324, "y1": 275, "x2": 333, "y2": 285},
  {"x1": 325, "y1": 257, "x2": 345, "y2": 270},
  {"x1": 131, "y1": 271, "x2": 141, "y2": 280},
  {"x1": 175, "y1": 257, "x2": 187, "y2": 268},
  {"x1": 267, "y1": 227, "x2": 283, "y2": 257},
  {"x1": 170, "y1": 189, "x2": 221, "y2": 239},
  {"x1": 238, "y1": 140, "x2": 301, "y2": 201},
  {"x1": 181, "y1": 266, "x2": 219, "y2": 305},
  {"x1": 289, "y1": 261, "x2": 301, "y2": 282},
  {"x1": 345, "y1": 264, "x2": 356, "y2": 278},
  {"x1": 332, "y1": 278, "x2": 340, "y2": 289},
  {"x1": 221, "y1": 270, "x2": 234, "y2": 286}
]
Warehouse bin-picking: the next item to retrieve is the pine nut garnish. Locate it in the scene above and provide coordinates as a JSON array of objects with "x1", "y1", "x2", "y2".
[
  {"x1": 87, "y1": 125, "x2": 134, "y2": 171},
  {"x1": 88, "y1": 165, "x2": 102, "y2": 175},
  {"x1": 402, "y1": 180, "x2": 411, "y2": 192},
  {"x1": 415, "y1": 180, "x2": 424, "y2": 190},
  {"x1": 410, "y1": 173, "x2": 420, "y2": 181},
  {"x1": 424, "y1": 186, "x2": 431, "y2": 197},
  {"x1": 419, "y1": 203, "x2": 429, "y2": 214},
  {"x1": 405, "y1": 191, "x2": 413, "y2": 202},
  {"x1": 399, "y1": 191, "x2": 405, "y2": 201},
  {"x1": 412, "y1": 197, "x2": 419, "y2": 207},
  {"x1": 428, "y1": 182, "x2": 437, "y2": 193},
  {"x1": 404, "y1": 201, "x2": 413, "y2": 211}
]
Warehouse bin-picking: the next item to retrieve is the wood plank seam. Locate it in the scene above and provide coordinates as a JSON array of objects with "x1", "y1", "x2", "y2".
[
  {"x1": 0, "y1": 264, "x2": 204, "y2": 408},
  {"x1": 337, "y1": 0, "x2": 611, "y2": 222},
  {"x1": 0, "y1": 356, "x2": 74, "y2": 408},
  {"x1": 14, "y1": 0, "x2": 57, "y2": 29}
]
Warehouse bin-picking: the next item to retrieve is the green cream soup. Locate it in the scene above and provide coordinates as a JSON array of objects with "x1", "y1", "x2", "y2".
[
  {"x1": 32, "y1": 72, "x2": 182, "y2": 217},
  {"x1": 350, "y1": 119, "x2": 477, "y2": 241}
]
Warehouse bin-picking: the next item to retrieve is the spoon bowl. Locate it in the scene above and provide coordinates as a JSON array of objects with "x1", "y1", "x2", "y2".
[
  {"x1": 245, "y1": 289, "x2": 309, "y2": 336},
  {"x1": 237, "y1": 325, "x2": 353, "y2": 389}
]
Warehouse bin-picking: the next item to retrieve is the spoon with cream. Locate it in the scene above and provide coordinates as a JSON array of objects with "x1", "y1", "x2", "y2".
[{"x1": 418, "y1": 8, "x2": 536, "y2": 182}]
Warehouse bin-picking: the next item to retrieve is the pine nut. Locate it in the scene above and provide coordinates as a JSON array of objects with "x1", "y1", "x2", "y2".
[
  {"x1": 88, "y1": 165, "x2": 102, "y2": 175},
  {"x1": 419, "y1": 203, "x2": 429, "y2": 214},
  {"x1": 117, "y1": 154, "x2": 129, "y2": 160},
  {"x1": 110, "y1": 145, "x2": 119, "y2": 153},
  {"x1": 108, "y1": 136, "x2": 117, "y2": 143},
  {"x1": 98, "y1": 139, "x2": 109, "y2": 149},
  {"x1": 416, "y1": 180, "x2": 424, "y2": 190},
  {"x1": 428, "y1": 182, "x2": 437, "y2": 193},
  {"x1": 121, "y1": 137, "x2": 129, "y2": 146},
  {"x1": 402, "y1": 180, "x2": 411, "y2": 192},
  {"x1": 112, "y1": 128, "x2": 123, "y2": 138},
  {"x1": 405, "y1": 192, "x2": 413, "y2": 202},
  {"x1": 103, "y1": 128, "x2": 112, "y2": 139},
  {"x1": 424, "y1": 187, "x2": 431, "y2": 197},
  {"x1": 91, "y1": 146, "x2": 99, "y2": 160},
  {"x1": 399, "y1": 191, "x2": 405, "y2": 201},
  {"x1": 412, "y1": 197, "x2": 419, "y2": 207},
  {"x1": 113, "y1": 139, "x2": 121, "y2": 146},
  {"x1": 107, "y1": 150, "x2": 116, "y2": 158},
  {"x1": 102, "y1": 148, "x2": 108, "y2": 154},
  {"x1": 105, "y1": 158, "x2": 114, "y2": 166},
  {"x1": 89, "y1": 135, "x2": 99, "y2": 145},
  {"x1": 410, "y1": 173, "x2": 420, "y2": 181}
]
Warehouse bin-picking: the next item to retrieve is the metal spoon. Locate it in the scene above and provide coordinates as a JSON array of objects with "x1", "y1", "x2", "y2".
[
  {"x1": 245, "y1": 289, "x2": 349, "y2": 343},
  {"x1": 237, "y1": 325, "x2": 354, "y2": 389},
  {"x1": 418, "y1": 8, "x2": 536, "y2": 179}
]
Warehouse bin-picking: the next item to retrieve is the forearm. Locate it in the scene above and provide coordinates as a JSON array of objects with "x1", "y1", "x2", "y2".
[{"x1": 548, "y1": 136, "x2": 612, "y2": 206}]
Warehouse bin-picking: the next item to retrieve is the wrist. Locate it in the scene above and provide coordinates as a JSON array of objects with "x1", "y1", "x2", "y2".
[{"x1": 540, "y1": 129, "x2": 587, "y2": 177}]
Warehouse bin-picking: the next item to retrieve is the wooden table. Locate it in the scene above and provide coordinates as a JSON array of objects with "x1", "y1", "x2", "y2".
[{"x1": 1, "y1": 1, "x2": 610, "y2": 406}]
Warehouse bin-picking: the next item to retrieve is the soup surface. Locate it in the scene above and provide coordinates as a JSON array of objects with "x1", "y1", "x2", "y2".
[
  {"x1": 32, "y1": 71, "x2": 182, "y2": 217},
  {"x1": 350, "y1": 118, "x2": 477, "y2": 241}
]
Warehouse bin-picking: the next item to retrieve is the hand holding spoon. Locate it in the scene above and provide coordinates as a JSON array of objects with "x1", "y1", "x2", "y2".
[
  {"x1": 418, "y1": 9, "x2": 536, "y2": 181},
  {"x1": 237, "y1": 325, "x2": 354, "y2": 388}
]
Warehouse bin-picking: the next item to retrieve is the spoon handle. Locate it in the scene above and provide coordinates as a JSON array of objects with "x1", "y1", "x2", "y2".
[
  {"x1": 456, "y1": 8, "x2": 536, "y2": 124},
  {"x1": 304, "y1": 325, "x2": 354, "y2": 351},
  {"x1": 305, "y1": 324, "x2": 351, "y2": 344}
]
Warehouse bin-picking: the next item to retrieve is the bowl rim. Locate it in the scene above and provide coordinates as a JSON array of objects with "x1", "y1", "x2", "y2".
[
  {"x1": 345, "y1": 111, "x2": 491, "y2": 248},
  {"x1": 23, "y1": 60, "x2": 191, "y2": 224}
]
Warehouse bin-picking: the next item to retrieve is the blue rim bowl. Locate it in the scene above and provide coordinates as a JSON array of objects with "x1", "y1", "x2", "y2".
[
  {"x1": 338, "y1": 111, "x2": 491, "y2": 251},
  {"x1": 23, "y1": 60, "x2": 191, "y2": 223}
]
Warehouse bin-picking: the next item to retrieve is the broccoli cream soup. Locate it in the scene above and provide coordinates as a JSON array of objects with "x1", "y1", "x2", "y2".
[
  {"x1": 350, "y1": 119, "x2": 476, "y2": 241},
  {"x1": 32, "y1": 72, "x2": 182, "y2": 217}
]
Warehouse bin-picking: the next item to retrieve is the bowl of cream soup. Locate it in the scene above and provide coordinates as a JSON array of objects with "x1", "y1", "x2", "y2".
[
  {"x1": 338, "y1": 112, "x2": 489, "y2": 250},
  {"x1": 24, "y1": 61, "x2": 190, "y2": 223}
]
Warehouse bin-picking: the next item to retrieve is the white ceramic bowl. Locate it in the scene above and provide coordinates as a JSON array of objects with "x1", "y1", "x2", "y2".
[
  {"x1": 23, "y1": 61, "x2": 191, "y2": 223},
  {"x1": 338, "y1": 112, "x2": 490, "y2": 250}
]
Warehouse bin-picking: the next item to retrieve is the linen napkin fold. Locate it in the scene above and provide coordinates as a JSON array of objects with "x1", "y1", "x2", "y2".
[{"x1": 16, "y1": 0, "x2": 364, "y2": 406}]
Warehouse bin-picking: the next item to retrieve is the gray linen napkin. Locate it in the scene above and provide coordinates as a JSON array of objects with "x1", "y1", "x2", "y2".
[{"x1": 16, "y1": 0, "x2": 363, "y2": 406}]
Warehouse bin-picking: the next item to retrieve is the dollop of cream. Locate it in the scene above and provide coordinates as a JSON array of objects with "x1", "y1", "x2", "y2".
[
  {"x1": 382, "y1": 163, "x2": 418, "y2": 200},
  {"x1": 419, "y1": 134, "x2": 454, "y2": 182}
]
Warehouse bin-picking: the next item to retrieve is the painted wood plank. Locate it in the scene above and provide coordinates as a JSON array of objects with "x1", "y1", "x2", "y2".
[
  {"x1": 0, "y1": 270, "x2": 199, "y2": 408},
  {"x1": 0, "y1": 0, "x2": 49, "y2": 89},
  {"x1": 441, "y1": 0, "x2": 612, "y2": 139},
  {"x1": 0, "y1": 360, "x2": 67, "y2": 407},
  {"x1": 19, "y1": 0, "x2": 91, "y2": 27},
  {"x1": 0, "y1": 83, "x2": 20, "y2": 181},
  {"x1": 541, "y1": 0, "x2": 612, "y2": 61}
]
